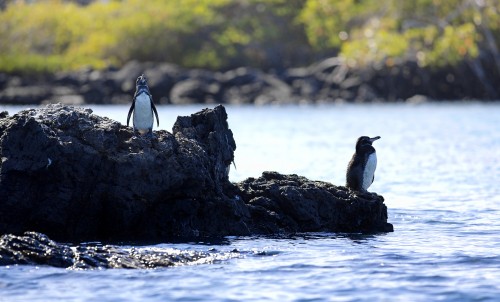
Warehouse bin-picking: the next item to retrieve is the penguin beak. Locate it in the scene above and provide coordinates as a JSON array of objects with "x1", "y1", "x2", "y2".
[{"x1": 369, "y1": 136, "x2": 381, "y2": 142}]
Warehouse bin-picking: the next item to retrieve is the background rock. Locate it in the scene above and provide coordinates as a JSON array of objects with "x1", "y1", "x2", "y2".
[{"x1": 2, "y1": 56, "x2": 498, "y2": 106}]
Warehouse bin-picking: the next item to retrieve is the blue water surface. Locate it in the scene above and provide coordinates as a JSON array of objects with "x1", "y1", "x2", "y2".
[{"x1": 0, "y1": 102, "x2": 499, "y2": 301}]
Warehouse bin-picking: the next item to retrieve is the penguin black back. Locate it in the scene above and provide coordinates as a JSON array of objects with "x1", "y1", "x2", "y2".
[{"x1": 346, "y1": 136, "x2": 380, "y2": 191}]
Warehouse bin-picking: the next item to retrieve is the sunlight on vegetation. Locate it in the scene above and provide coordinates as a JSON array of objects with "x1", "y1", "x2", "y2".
[{"x1": 0, "y1": 0, "x2": 498, "y2": 74}]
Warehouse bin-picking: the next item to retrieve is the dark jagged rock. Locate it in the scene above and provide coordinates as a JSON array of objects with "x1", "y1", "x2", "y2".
[
  {"x1": 232, "y1": 172, "x2": 393, "y2": 234},
  {"x1": 0, "y1": 231, "x2": 240, "y2": 269},
  {"x1": 0, "y1": 104, "x2": 392, "y2": 245},
  {"x1": 0, "y1": 103, "x2": 244, "y2": 241}
]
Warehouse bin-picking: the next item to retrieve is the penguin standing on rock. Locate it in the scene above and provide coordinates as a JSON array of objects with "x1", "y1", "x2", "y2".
[
  {"x1": 127, "y1": 74, "x2": 159, "y2": 136},
  {"x1": 346, "y1": 136, "x2": 381, "y2": 192}
]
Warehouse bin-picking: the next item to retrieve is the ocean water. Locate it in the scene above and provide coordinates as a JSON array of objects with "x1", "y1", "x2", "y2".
[{"x1": 0, "y1": 102, "x2": 499, "y2": 301}]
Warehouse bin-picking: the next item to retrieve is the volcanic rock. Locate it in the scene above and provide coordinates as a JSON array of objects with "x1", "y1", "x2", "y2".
[
  {"x1": 0, "y1": 104, "x2": 392, "y2": 244},
  {"x1": 0, "y1": 103, "x2": 241, "y2": 241},
  {"x1": 0, "y1": 231, "x2": 240, "y2": 269},
  {"x1": 231, "y1": 171, "x2": 393, "y2": 234}
]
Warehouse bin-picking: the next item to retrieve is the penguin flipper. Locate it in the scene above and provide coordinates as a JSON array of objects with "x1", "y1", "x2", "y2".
[
  {"x1": 346, "y1": 172, "x2": 359, "y2": 190},
  {"x1": 150, "y1": 97, "x2": 160, "y2": 127},
  {"x1": 372, "y1": 174, "x2": 375, "y2": 185},
  {"x1": 346, "y1": 162, "x2": 363, "y2": 191},
  {"x1": 127, "y1": 101, "x2": 135, "y2": 127}
]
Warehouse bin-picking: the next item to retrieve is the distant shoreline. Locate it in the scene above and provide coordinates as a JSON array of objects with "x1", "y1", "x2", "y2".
[{"x1": 1, "y1": 57, "x2": 499, "y2": 106}]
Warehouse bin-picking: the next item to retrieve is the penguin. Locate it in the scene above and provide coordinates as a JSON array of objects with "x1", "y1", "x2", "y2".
[
  {"x1": 127, "y1": 74, "x2": 159, "y2": 136},
  {"x1": 346, "y1": 136, "x2": 381, "y2": 192}
]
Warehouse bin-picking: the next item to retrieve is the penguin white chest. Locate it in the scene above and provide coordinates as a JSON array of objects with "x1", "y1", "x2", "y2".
[
  {"x1": 133, "y1": 94, "x2": 153, "y2": 133},
  {"x1": 362, "y1": 152, "x2": 377, "y2": 190}
]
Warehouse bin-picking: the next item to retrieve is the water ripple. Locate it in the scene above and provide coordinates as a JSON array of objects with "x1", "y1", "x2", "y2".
[{"x1": 1, "y1": 103, "x2": 499, "y2": 301}]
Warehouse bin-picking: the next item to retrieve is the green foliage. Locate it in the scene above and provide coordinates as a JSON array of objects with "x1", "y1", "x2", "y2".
[
  {"x1": 0, "y1": 0, "x2": 499, "y2": 74},
  {"x1": 210, "y1": 0, "x2": 309, "y2": 69},
  {"x1": 0, "y1": 54, "x2": 66, "y2": 74},
  {"x1": 0, "y1": 0, "x2": 121, "y2": 72},
  {"x1": 298, "y1": 0, "x2": 499, "y2": 67},
  {"x1": 418, "y1": 23, "x2": 479, "y2": 67},
  {"x1": 0, "y1": 0, "x2": 233, "y2": 72},
  {"x1": 341, "y1": 29, "x2": 409, "y2": 67},
  {"x1": 298, "y1": 0, "x2": 380, "y2": 50}
]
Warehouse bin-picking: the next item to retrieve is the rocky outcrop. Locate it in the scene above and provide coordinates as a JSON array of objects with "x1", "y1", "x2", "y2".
[
  {"x1": 232, "y1": 172, "x2": 393, "y2": 234},
  {"x1": 0, "y1": 103, "x2": 245, "y2": 241},
  {"x1": 0, "y1": 104, "x2": 392, "y2": 244}
]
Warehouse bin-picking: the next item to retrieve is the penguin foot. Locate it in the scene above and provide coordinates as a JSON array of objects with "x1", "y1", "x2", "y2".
[
  {"x1": 347, "y1": 188, "x2": 374, "y2": 199},
  {"x1": 146, "y1": 130, "x2": 156, "y2": 139},
  {"x1": 355, "y1": 190, "x2": 379, "y2": 199}
]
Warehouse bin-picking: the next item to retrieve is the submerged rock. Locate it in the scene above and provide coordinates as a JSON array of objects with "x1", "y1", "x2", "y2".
[
  {"x1": 0, "y1": 231, "x2": 239, "y2": 269},
  {"x1": 0, "y1": 104, "x2": 392, "y2": 245}
]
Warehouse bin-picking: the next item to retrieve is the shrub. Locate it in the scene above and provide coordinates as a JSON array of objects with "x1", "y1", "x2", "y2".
[{"x1": 0, "y1": 0, "x2": 498, "y2": 74}]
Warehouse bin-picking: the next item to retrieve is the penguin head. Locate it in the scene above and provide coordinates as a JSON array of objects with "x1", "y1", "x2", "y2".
[
  {"x1": 136, "y1": 74, "x2": 148, "y2": 86},
  {"x1": 135, "y1": 74, "x2": 150, "y2": 95},
  {"x1": 355, "y1": 136, "x2": 380, "y2": 150}
]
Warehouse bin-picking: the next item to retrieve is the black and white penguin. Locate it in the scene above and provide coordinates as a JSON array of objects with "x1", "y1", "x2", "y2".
[
  {"x1": 127, "y1": 74, "x2": 159, "y2": 136},
  {"x1": 346, "y1": 136, "x2": 381, "y2": 192}
]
